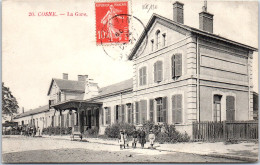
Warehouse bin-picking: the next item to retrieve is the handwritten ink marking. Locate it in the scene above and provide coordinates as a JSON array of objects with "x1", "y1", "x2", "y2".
[{"x1": 142, "y1": 3, "x2": 157, "y2": 13}]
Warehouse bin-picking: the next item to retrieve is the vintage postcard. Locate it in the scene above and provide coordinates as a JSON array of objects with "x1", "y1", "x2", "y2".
[{"x1": 2, "y1": 0, "x2": 259, "y2": 163}]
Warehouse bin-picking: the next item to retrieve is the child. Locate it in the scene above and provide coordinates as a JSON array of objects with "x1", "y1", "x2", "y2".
[
  {"x1": 148, "y1": 130, "x2": 155, "y2": 149},
  {"x1": 118, "y1": 130, "x2": 125, "y2": 150},
  {"x1": 132, "y1": 128, "x2": 138, "y2": 148}
]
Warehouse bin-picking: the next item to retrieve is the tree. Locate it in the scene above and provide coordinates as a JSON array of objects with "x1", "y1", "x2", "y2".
[{"x1": 2, "y1": 83, "x2": 19, "y2": 116}]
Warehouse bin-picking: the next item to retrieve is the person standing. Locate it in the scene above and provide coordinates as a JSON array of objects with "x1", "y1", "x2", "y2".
[
  {"x1": 139, "y1": 128, "x2": 146, "y2": 149},
  {"x1": 118, "y1": 130, "x2": 125, "y2": 150},
  {"x1": 132, "y1": 128, "x2": 138, "y2": 148},
  {"x1": 148, "y1": 130, "x2": 155, "y2": 149}
]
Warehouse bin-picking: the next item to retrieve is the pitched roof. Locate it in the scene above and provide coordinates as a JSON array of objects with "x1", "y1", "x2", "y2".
[
  {"x1": 128, "y1": 13, "x2": 257, "y2": 60},
  {"x1": 92, "y1": 78, "x2": 133, "y2": 99},
  {"x1": 47, "y1": 78, "x2": 85, "y2": 95},
  {"x1": 14, "y1": 105, "x2": 49, "y2": 119}
]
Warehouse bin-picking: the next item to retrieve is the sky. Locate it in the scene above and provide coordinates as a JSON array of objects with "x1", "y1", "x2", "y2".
[{"x1": 2, "y1": 0, "x2": 258, "y2": 112}]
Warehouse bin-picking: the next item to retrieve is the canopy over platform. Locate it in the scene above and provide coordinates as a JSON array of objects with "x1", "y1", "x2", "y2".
[
  {"x1": 51, "y1": 99, "x2": 102, "y2": 111},
  {"x1": 50, "y1": 100, "x2": 103, "y2": 135}
]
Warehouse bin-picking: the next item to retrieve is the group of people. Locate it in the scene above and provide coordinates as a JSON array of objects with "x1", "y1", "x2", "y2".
[
  {"x1": 20, "y1": 125, "x2": 39, "y2": 137},
  {"x1": 118, "y1": 128, "x2": 155, "y2": 150}
]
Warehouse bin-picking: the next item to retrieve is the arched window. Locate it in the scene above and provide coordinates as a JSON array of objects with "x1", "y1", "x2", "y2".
[
  {"x1": 151, "y1": 39, "x2": 154, "y2": 51},
  {"x1": 162, "y1": 33, "x2": 166, "y2": 46},
  {"x1": 156, "y1": 30, "x2": 161, "y2": 50}
]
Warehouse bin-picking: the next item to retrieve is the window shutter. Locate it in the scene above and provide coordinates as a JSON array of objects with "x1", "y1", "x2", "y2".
[
  {"x1": 149, "y1": 99, "x2": 154, "y2": 122},
  {"x1": 139, "y1": 68, "x2": 143, "y2": 86},
  {"x1": 139, "y1": 101, "x2": 142, "y2": 124},
  {"x1": 108, "y1": 107, "x2": 111, "y2": 124},
  {"x1": 114, "y1": 105, "x2": 117, "y2": 123},
  {"x1": 226, "y1": 96, "x2": 235, "y2": 121},
  {"x1": 162, "y1": 97, "x2": 168, "y2": 123},
  {"x1": 175, "y1": 54, "x2": 182, "y2": 77},
  {"x1": 172, "y1": 55, "x2": 175, "y2": 78},
  {"x1": 121, "y1": 105, "x2": 125, "y2": 123},
  {"x1": 135, "y1": 102, "x2": 139, "y2": 124},
  {"x1": 172, "y1": 95, "x2": 176, "y2": 123},
  {"x1": 154, "y1": 63, "x2": 157, "y2": 82},
  {"x1": 157, "y1": 61, "x2": 162, "y2": 82},
  {"x1": 131, "y1": 103, "x2": 134, "y2": 124},
  {"x1": 118, "y1": 105, "x2": 122, "y2": 123},
  {"x1": 140, "y1": 100, "x2": 147, "y2": 124},
  {"x1": 143, "y1": 67, "x2": 147, "y2": 85},
  {"x1": 176, "y1": 94, "x2": 182, "y2": 123}
]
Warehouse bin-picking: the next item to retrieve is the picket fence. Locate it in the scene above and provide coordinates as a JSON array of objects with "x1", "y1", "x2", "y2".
[{"x1": 192, "y1": 120, "x2": 258, "y2": 141}]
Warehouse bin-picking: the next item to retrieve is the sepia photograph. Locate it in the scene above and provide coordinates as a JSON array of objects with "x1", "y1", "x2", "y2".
[{"x1": 2, "y1": 0, "x2": 259, "y2": 163}]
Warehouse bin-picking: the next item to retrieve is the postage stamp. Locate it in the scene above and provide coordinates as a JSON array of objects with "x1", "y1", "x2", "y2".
[{"x1": 95, "y1": 1, "x2": 129, "y2": 45}]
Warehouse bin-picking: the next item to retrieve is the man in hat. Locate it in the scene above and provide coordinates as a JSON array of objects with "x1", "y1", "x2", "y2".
[
  {"x1": 132, "y1": 128, "x2": 138, "y2": 148},
  {"x1": 139, "y1": 128, "x2": 146, "y2": 149}
]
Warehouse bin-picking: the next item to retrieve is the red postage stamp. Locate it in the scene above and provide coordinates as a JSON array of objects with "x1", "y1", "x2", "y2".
[{"x1": 95, "y1": 1, "x2": 129, "y2": 45}]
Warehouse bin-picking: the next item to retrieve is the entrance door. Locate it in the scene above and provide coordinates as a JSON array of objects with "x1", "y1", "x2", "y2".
[{"x1": 213, "y1": 95, "x2": 222, "y2": 122}]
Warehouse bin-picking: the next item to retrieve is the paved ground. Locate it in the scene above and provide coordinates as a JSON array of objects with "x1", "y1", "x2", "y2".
[{"x1": 2, "y1": 136, "x2": 245, "y2": 163}]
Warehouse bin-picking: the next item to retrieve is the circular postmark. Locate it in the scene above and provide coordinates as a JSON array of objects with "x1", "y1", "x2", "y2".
[{"x1": 100, "y1": 14, "x2": 148, "y2": 61}]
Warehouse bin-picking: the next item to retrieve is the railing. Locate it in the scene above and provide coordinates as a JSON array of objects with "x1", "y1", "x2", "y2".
[{"x1": 192, "y1": 120, "x2": 258, "y2": 142}]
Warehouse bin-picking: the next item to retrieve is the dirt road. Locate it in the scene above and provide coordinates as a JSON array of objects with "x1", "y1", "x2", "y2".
[{"x1": 2, "y1": 136, "x2": 243, "y2": 163}]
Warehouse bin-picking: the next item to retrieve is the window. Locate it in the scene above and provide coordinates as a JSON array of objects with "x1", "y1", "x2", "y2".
[
  {"x1": 139, "y1": 67, "x2": 147, "y2": 86},
  {"x1": 127, "y1": 104, "x2": 132, "y2": 123},
  {"x1": 135, "y1": 102, "x2": 139, "y2": 124},
  {"x1": 156, "y1": 98, "x2": 163, "y2": 122},
  {"x1": 114, "y1": 105, "x2": 120, "y2": 123},
  {"x1": 149, "y1": 99, "x2": 154, "y2": 122},
  {"x1": 151, "y1": 39, "x2": 154, "y2": 51},
  {"x1": 172, "y1": 53, "x2": 182, "y2": 79},
  {"x1": 121, "y1": 105, "x2": 125, "y2": 123},
  {"x1": 156, "y1": 97, "x2": 167, "y2": 123},
  {"x1": 162, "y1": 33, "x2": 166, "y2": 46},
  {"x1": 156, "y1": 30, "x2": 161, "y2": 50},
  {"x1": 154, "y1": 61, "x2": 163, "y2": 82},
  {"x1": 213, "y1": 95, "x2": 222, "y2": 122},
  {"x1": 172, "y1": 94, "x2": 182, "y2": 124},
  {"x1": 58, "y1": 91, "x2": 61, "y2": 102},
  {"x1": 226, "y1": 96, "x2": 235, "y2": 121},
  {"x1": 105, "y1": 107, "x2": 111, "y2": 125},
  {"x1": 140, "y1": 100, "x2": 147, "y2": 124}
]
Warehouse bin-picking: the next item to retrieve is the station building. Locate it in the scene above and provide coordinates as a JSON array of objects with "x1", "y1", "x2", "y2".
[{"x1": 14, "y1": 1, "x2": 257, "y2": 136}]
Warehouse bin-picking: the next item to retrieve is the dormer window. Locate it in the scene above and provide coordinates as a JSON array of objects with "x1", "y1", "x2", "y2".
[
  {"x1": 151, "y1": 39, "x2": 154, "y2": 52},
  {"x1": 162, "y1": 33, "x2": 166, "y2": 47},
  {"x1": 156, "y1": 30, "x2": 161, "y2": 50}
]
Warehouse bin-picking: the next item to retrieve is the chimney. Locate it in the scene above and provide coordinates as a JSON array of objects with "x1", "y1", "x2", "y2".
[
  {"x1": 173, "y1": 1, "x2": 184, "y2": 24},
  {"x1": 78, "y1": 75, "x2": 88, "y2": 81},
  {"x1": 63, "y1": 73, "x2": 68, "y2": 80},
  {"x1": 199, "y1": 1, "x2": 214, "y2": 33},
  {"x1": 22, "y1": 107, "x2": 24, "y2": 113}
]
